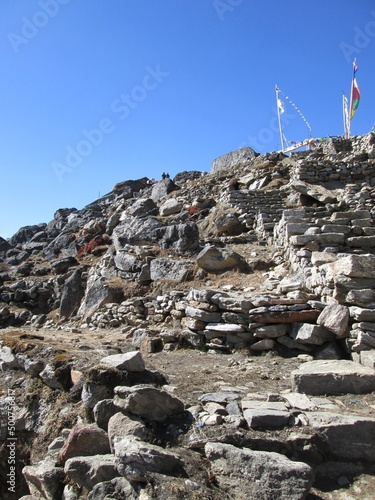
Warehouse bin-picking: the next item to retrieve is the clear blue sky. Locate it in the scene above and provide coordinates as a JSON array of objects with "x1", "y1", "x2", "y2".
[{"x1": 1, "y1": 0, "x2": 374, "y2": 239}]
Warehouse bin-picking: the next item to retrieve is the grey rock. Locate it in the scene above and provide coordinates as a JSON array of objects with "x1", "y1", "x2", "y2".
[
  {"x1": 253, "y1": 324, "x2": 287, "y2": 338},
  {"x1": 88, "y1": 477, "x2": 137, "y2": 500},
  {"x1": 360, "y1": 350, "x2": 375, "y2": 369},
  {"x1": 210, "y1": 294, "x2": 253, "y2": 313},
  {"x1": 100, "y1": 351, "x2": 145, "y2": 372},
  {"x1": 151, "y1": 178, "x2": 180, "y2": 202},
  {"x1": 22, "y1": 458, "x2": 65, "y2": 500},
  {"x1": 350, "y1": 307, "x2": 375, "y2": 322},
  {"x1": 317, "y1": 304, "x2": 350, "y2": 337},
  {"x1": 196, "y1": 245, "x2": 249, "y2": 273},
  {"x1": 180, "y1": 330, "x2": 205, "y2": 348},
  {"x1": 199, "y1": 392, "x2": 239, "y2": 403},
  {"x1": 277, "y1": 335, "x2": 315, "y2": 351},
  {"x1": 93, "y1": 399, "x2": 122, "y2": 430},
  {"x1": 187, "y1": 288, "x2": 219, "y2": 303},
  {"x1": 251, "y1": 338, "x2": 275, "y2": 350},
  {"x1": 159, "y1": 198, "x2": 183, "y2": 216},
  {"x1": 114, "y1": 385, "x2": 184, "y2": 422},
  {"x1": 114, "y1": 436, "x2": 184, "y2": 481},
  {"x1": 315, "y1": 341, "x2": 344, "y2": 360},
  {"x1": 293, "y1": 323, "x2": 335, "y2": 345},
  {"x1": 112, "y1": 177, "x2": 149, "y2": 196},
  {"x1": 108, "y1": 412, "x2": 150, "y2": 452},
  {"x1": 158, "y1": 222, "x2": 200, "y2": 252},
  {"x1": 40, "y1": 364, "x2": 65, "y2": 390},
  {"x1": 77, "y1": 276, "x2": 123, "y2": 319},
  {"x1": 211, "y1": 147, "x2": 257, "y2": 174},
  {"x1": 150, "y1": 258, "x2": 193, "y2": 282},
  {"x1": 306, "y1": 411, "x2": 375, "y2": 461},
  {"x1": 0, "y1": 346, "x2": 21, "y2": 370},
  {"x1": 282, "y1": 393, "x2": 316, "y2": 411},
  {"x1": 52, "y1": 256, "x2": 78, "y2": 274},
  {"x1": 243, "y1": 408, "x2": 290, "y2": 429},
  {"x1": 64, "y1": 454, "x2": 118, "y2": 490},
  {"x1": 205, "y1": 442, "x2": 314, "y2": 499},
  {"x1": 215, "y1": 212, "x2": 243, "y2": 235},
  {"x1": 82, "y1": 382, "x2": 112, "y2": 409},
  {"x1": 205, "y1": 323, "x2": 244, "y2": 333},
  {"x1": 128, "y1": 197, "x2": 158, "y2": 217},
  {"x1": 60, "y1": 268, "x2": 86, "y2": 318},
  {"x1": 291, "y1": 360, "x2": 375, "y2": 395},
  {"x1": 332, "y1": 254, "x2": 375, "y2": 278},
  {"x1": 132, "y1": 328, "x2": 148, "y2": 348},
  {"x1": 291, "y1": 180, "x2": 337, "y2": 204},
  {"x1": 112, "y1": 216, "x2": 164, "y2": 250},
  {"x1": 185, "y1": 305, "x2": 222, "y2": 323},
  {"x1": 346, "y1": 289, "x2": 375, "y2": 307},
  {"x1": 114, "y1": 252, "x2": 141, "y2": 272}
]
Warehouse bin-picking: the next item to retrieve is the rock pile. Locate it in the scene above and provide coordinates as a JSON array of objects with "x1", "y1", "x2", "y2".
[
  {"x1": 1, "y1": 132, "x2": 375, "y2": 498},
  {"x1": 5, "y1": 349, "x2": 374, "y2": 499}
]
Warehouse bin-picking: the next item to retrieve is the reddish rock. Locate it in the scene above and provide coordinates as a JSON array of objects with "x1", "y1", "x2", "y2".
[{"x1": 58, "y1": 423, "x2": 110, "y2": 465}]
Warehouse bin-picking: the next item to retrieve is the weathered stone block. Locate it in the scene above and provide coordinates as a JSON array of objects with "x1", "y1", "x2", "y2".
[
  {"x1": 316, "y1": 304, "x2": 350, "y2": 337},
  {"x1": 291, "y1": 360, "x2": 375, "y2": 395},
  {"x1": 205, "y1": 442, "x2": 314, "y2": 499}
]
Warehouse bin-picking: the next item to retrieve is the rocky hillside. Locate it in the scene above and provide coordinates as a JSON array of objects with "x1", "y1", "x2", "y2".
[{"x1": 1, "y1": 133, "x2": 375, "y2": 499}]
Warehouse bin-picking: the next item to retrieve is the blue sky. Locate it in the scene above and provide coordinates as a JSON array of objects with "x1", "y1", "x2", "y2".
[{"x1": 1, "y1": 0, "x2": 374, "y2": 239}]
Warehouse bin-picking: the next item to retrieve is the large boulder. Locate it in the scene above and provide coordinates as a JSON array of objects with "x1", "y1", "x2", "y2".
[
  {"x1": 112, "y1": 216, "x2": 164, "y2": 250},
  {"x1": 59, "y1": 268, "x2": 86, "y2": 318},
  {"x1": 158, "y1": 222, "x2": 200, "y2": 252},
  {"x1": 8, "y1": 223, "x2": 47, "y2": 247},
  {"x1": 196, "y1": 246, "x2": 249, "y2": 273},
  {"x1": 205, "y1": 442, "x2": 314, "y2": 499},
  {"x1": 128, "y1": 197, "x2": 158, "y2": 217},
  {"x1": 112, "y1": 177, "x2": 149, "y2": 197},
  {"x1": 77, "y1": 276, "x2": 123, "y2": 319},
  {"x1": 211, "y1": 147, "x2": 257, "y2": 174},
  {"x1": 291, "y1": 180, "x2": 337, "y2": 204},
  {"x1": 151, "y1": 178, "x2": 180, "y2": 202}
]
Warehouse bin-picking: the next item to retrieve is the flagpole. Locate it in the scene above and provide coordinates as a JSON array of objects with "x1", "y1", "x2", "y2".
[
  {"x1": 342, "y1": 92, "x2": 348, "y2": 139},
  {"x1": 348, "y1": 58, "x2": 356, "y2": 138},
  {"x1": 275, "y1": 85, "x2": 284, "y2": 152}
]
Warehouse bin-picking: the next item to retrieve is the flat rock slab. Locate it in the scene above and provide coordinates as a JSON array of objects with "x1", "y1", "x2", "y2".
[
  {"x1": 291, "y1": 360, "x2": 375, "y2": 395},
  {"x1": 306, "y1": 411, "x2": 375, "y2": 462},
  {"x1": 205, "y1": 442, "x2": 314, "y2": 499},
  {"x1": 282, "y1": 393, "x2": 317, "y2": 411},
  {"x1": 100, "y1": 351, "x2": 145, "y2": 372},
  {"x1": 241, "y1": 400, "x2": 288, "y2": 411},
  {"x1": 243, "y1": 408, "x2": 290, "y2": 429},
  {"x1": 199, "y1": 392, "x2": 239, "y2": 403}
]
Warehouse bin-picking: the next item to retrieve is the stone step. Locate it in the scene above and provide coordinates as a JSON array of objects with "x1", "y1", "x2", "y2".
[{"x1": 291, "y1": 360, "x2": 375, "y2": 395}]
